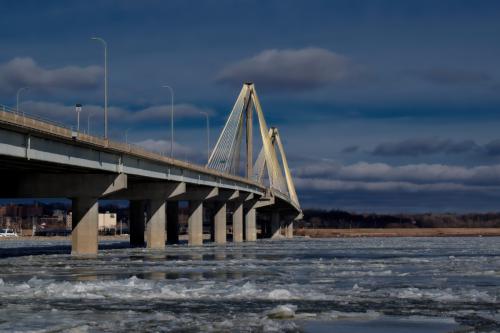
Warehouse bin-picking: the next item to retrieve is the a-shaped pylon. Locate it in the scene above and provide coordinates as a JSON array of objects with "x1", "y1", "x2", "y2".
[{"x1": 207, "y1": 83, "x2": 299, "y2": 207}]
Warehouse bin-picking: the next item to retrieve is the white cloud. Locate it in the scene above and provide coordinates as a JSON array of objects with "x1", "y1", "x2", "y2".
[
  {"x1": 294, "y1": 161, "x2": 500, "y2": 193},
  {"x1": 0, "y1": 57, "x2": 102, "y2": 94},
  {"x1": 216, "y1": 48, "x2": 363, "y2": 92}
]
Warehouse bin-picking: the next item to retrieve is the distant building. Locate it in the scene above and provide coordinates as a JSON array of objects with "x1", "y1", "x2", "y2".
[{"x1": 99, "y1": 212, "x2": 117, "y2": 231}]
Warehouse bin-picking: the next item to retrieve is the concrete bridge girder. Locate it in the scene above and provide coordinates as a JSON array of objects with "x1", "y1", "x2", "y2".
[
  {"x1": 107, "y1": 181, "x2": 186, "y2": 200},
  {"x1": 0, "y1": 173, "x2": 127, "y2": 198}
]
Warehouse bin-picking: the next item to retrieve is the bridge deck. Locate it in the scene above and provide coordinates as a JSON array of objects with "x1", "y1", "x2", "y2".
[{"x1": 0, "y1": 106, "x2": 267, "y2": 195}]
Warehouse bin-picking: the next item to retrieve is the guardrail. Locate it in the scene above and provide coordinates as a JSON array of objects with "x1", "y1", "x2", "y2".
[
  {"x1": 0, "y1": 104, "x2": 171, "y2": 157},
  {"x1": 0, "y1": 104, "x2": 73, "y2": 130}
]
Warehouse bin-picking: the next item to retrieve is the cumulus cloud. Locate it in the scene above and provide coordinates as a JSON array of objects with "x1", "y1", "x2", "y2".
[
  {"x1": 294, "y1": 161, "x2": 500, "y2": 193},
  {"x1": 372, "y1": 137, "x2": 479, "y2": 156},
  {"x1": 216, "y1": 48, "x2": 363, "y2": 92},
  {"x1": 0, "y1": 57, "x2": 102, "y2": 94}
]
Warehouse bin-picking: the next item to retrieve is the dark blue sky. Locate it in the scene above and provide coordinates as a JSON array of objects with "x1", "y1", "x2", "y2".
[{"x1": 1, "y1": 0, "x2": 500, "y2": 212}]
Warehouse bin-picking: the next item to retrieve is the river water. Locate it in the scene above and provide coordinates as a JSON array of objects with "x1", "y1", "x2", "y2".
[{"x1": 0, "y1": 237, "x2": 499, "y2": 332}]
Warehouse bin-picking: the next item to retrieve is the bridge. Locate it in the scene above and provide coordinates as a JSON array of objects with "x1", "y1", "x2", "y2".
[{"x1": 0, "y1": 83, "x2": 301, "y2": 255}]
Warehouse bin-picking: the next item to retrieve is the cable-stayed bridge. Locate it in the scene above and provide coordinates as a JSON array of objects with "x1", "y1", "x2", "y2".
[{"x1": 0, "y1": 83, "x2": 301, "y2": 255}]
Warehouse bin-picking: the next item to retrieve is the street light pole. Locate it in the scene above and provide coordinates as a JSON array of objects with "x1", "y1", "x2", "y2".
[
  {"x1": 91, "y1": 37, "x2": 108, "y2": 139},
  {"x1": 162, "y1": 85, "x2": 174, "y2": 158},
  {"x1": 200, "y1": 111, "x2": 210, "y2": 163},
  {"x1": 75, "y1": 104, "x2": 82, "y2": 132},
  {"x1": 16, "y1": 87, "x2": 29, "y2": 115}
]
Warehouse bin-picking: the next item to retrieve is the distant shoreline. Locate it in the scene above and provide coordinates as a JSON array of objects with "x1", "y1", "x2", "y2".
[{"x1": 295, "y1": 228, "x2": 500, "y2": 238}]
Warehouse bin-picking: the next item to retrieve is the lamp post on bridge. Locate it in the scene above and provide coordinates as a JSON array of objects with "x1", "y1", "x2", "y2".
[
  {"x1": 91, "y1": 36, "x2": 108, "y2": 139},
  {"x1": 199, "y1": 111, "x2": 210, "y2": 163},
  {"x1": 75, "y1": 104, "x2": 82, "y2": 132},
  {"x1": 16, "y1": 87, "x2": 29, "y2": 115},
  {"x1": 162, "y1": 85, "x2": 174, "y2": 158}
]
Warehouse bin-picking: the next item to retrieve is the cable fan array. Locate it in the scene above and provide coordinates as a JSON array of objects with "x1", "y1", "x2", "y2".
[{"x1": 207, "y1": 83, "x2": 299, "y2": 207}]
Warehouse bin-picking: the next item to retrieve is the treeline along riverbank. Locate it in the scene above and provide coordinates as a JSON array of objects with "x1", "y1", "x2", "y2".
[{"x1": 298, "y1": 209, "x2": 500, "y2": 229}]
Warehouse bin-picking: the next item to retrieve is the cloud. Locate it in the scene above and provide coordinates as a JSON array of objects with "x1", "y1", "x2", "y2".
[
  {"x1": 216, "y1": 48, "x2": 363, "y2": 92},
  {"x1": 0, "y1": 57, "x2": 102, "y2": 95},
  {"x1": 295, "y1": 161, "x2": 500, "y2": 189},
  {"x1": 372, "y1": 137, "x2": 479, "y2": 156}
]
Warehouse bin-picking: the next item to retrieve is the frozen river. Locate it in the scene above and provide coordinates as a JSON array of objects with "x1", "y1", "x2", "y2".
[{"x1": 0, "y1": 237, "x2": 499, "y2": 332}]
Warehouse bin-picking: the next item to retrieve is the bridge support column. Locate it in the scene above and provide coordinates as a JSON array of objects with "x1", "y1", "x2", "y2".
[
  {"x1": 214, "y1": 202, "x2": 227, "y2": 244},
  {"x1": 270, "y1": 211, "x2": 281, "y2": 239},
  {"x1": 71, "y1": 197, "x2": 98, "y2": 255},
  {"x1": 130, "y1": 200, "x2": 145, "y2": 247},
  {"x1": 233, "y1": 201, "x2": 243, "y2": 243},
  {"x1": 285, "y1": 221, "x2": 293, "y2": 238},
  {"x1": 167, "y1": 201, "x2": 179, "y2": 244},
  {"x1": 145, "y1": 199, "x2": 166, "y2": 249},
  {"x1": 188, "y1": 200, "x2": 203, "y2": 246},
  {"x1": 245, "y1": 208, "x2": 257, "y2": 242}
]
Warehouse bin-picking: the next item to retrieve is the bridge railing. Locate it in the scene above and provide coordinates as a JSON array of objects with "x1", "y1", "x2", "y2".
[
  {"x1": 0, "y1": 104, "x2": 179, "y2": 158},
  {"x1": 0, "y1": 104, "x2": 73, "y2": 130}
]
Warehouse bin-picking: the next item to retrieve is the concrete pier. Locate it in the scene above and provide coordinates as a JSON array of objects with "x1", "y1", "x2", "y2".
[
  {"x1": 71, "y1": 197, "x2": 98, "y2": 255},
  {"x1": 270, "y1": 211, "x2": 281, "y2": 239},
  {"x1": 285, "y1": 221, "x2": 293, "y2": 238},
  {"x1": 145, "y1": 199, "x2": 166, "y2": 249},
  {"x1": 188, "y1": 200, "x2": 203, "y2": 246},
  {"x1": 245, "y1": 208, "x2": 257, "y2": 241},
  {"x1": 166, "y1": 201, "x2": 179, "y2": 244},
  {"x1": 233, "y1": 201, "x2": 243, "y2": 242},
  {"x1": 214, "y1": 202, "x2": 227, "y2": 244},
  {"x1": 129, "y1": 200, "x2": 145, "y2": 247}
]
